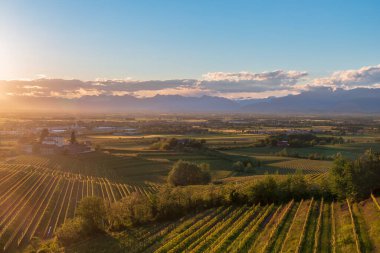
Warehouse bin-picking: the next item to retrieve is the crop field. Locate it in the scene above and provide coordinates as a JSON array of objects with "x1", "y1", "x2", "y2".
[
  {"x1": 0, "y1": 161, "x2": 159, "y2": 252},
  {"x1": 226, "y1": 142, "x2": 380, "y2": 160},
  {"x1": 8, "y1": 153, "x2": 171, "y2": 184},
  {"x1": 266, "y1": 159, "x2": 332, "y2": 174},
  {"x1": 66, "y1": 197, "x2": 380, "y2": 253}
]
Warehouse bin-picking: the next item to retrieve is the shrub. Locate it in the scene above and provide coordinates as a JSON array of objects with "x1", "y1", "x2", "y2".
[
  {"x1": 329, "y1": 149, "x2": 380, "y2": 200},
  {"x1": 168, "y1": 160, "x2": 211, "y2": 186},
  {"x1": 56, "y1": 217, "x2": 89, "y2": 245},
  {"x1": 108, "y1": 192, "x2": 152, "y2": 229},
  {"x1": 75, "y1": 197, "x2": 107, "y2": 231}
]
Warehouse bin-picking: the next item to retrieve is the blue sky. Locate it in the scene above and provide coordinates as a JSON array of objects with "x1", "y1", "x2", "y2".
[{"x1": 1, "y1": 1, "x2": 380, "y2": 99}]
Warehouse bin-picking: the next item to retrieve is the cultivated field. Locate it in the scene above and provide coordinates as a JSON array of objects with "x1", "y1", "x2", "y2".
[
  {"x1": 1, "y1": 117, "x2": 379, "y2": 252},
  {"x1": 0, "y1": 159, "x2": 159, "y2": 252},
  {"x1": 66, "y1": 197, "x2": 380, "y2": 253}
]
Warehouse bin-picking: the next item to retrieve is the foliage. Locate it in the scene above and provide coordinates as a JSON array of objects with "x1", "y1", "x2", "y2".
[
  {"x1": 40, "y1": 128, "x2": 49, "y2": 143},
  {"x1": 56, "y1": 217, "x2": 89, "y2": 245},
  {"x1": 75, "y1": 197, "x2": 107, "y2": 231},
  {"x1": 70, "y1": 131, "x2": 77, "y2": 144},
  {"x1": 56, "y1": 197, "x2": 108, "y2": 246},
  {"x1": 150, "y1": 138, "x2": 206, "y2": 151},
  {"x1": 24, "y1": 237, "x2": 62, "y2": 253},
  {"x1": 232, "y1": 160, "x2": 256, "y2": 173},
  {"x1": 168, "y1": 160, "x2": 211, "y2": 186},
  {"x1": 329, "y1": 149, "x2": 380, "y2": 200},
  {"x1": 105, "y1": 173, "x2": 330, "y2": 227},
  {"x1": 262, "y1": 133, "x2": 344, "y2": 148},
  {"x1": 108, "y1": 192, "x2": 152, "y2": 229}
]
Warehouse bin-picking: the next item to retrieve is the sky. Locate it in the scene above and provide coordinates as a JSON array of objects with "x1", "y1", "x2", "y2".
[{"x1": 1, "y1": 0, "x2": 380, "y2": 99}]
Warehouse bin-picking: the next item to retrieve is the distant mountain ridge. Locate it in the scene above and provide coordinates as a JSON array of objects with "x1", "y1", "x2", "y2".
[
  {"x1": 242, "y1": 88, "x2": 380, "y2": 114},
  {"x1": 2, "y1": 87, "x2": 380, "y2": 114}
]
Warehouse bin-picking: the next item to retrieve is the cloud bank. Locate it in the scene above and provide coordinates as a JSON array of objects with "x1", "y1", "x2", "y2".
[
  {"x1": 312, "y1": 64, "x2": 380, "y2": 89},
  {"x1": 1, "y1": 64, "x2": 380, "y2": 100}
]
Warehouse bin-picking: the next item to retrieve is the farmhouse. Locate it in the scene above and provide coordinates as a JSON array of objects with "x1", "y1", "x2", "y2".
[
  {"x1": 19, "y1": 133, "x2": 93, "y2": 155},
  {"x1": 277, "y1": 140, "x2": 290, "y2": 147},
  {"x1": 42, "y1": 136, "x2": 65, "y2": 147}
]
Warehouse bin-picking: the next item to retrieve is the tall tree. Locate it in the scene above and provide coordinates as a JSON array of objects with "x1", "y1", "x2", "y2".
[
  {"x1": 70, "y1": 131, "x2": 77, "y2": 144},
  {"x1": 39, "y1": 128, "x2": 49, "y2": 143},
  {"x1": 168, "y1": 160, "x2": 211, "y2": 186},
  {"x1": 329, "y1": 150, "x2": 380, "y2": 200}
]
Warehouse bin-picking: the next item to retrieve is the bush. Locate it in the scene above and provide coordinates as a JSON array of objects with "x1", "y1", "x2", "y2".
[
  {"x1": 232, "y1": 160, "x2": 256, "y2": 173},
  {"x1": 248, "y1": 176, "x2": 279, "y2": 204},
  {"x1": 56, "y1": 217, "x2": 89, "y2": 245},
  {"x1": 108, "y1": 192, "x2": 152, "y2": 229},
  {"x1": 75, "y1": 197, "x2": 107, "y2": 231},
  {"x1": 168, "y1": 160, "x2": 211, "y2": 186},
  {"x1": 329, "y1": 149, "x2": 380, "y2": 200}
]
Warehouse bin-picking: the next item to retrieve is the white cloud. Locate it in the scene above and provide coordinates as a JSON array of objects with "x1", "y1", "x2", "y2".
[
  {"x1": 202, "y1": 70, "x2": 307, "y2": 82},
  {"x1": 312, "y1": 64, "x2": 380, "y2": 89},
  {"x1": 200, "y1": 70, "x2": 308, "y2": 93},
  {"x1": 2, "y1": 65, "x2": 380, "y2": 100}
]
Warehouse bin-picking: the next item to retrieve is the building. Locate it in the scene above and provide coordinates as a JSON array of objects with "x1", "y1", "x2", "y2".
[
  {"x1": 42, "y1": 136, "x2": 65, "y2": 147},
  {"x1": 20, "y1": 134, "x2": 93, "y2": 156}
]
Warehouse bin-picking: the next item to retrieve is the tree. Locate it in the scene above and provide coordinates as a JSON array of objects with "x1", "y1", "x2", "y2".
[
  {"x1": 232, "y1": 161, "x2": 245, "y2": 172},
  {"x1": 329, "y1": 150, "x2": 380, "y2": 200},
  {"x1": 39, "y1": 128, "x2": 49, "y2": 143},
  {"x1": 56, "y1": 217, "x2": 88, "y2": 245},
  {"x1": 168, "y1": 160, "x2": 211, "y2": 186},
  {"x1": 70, "y1": 131, "x2": 77, "y2": 144},
  {"x1": 108, "y1": 192, "x2": 152, "y2": 229},
  {"x1": 248, "y1": 176, "x2": 279, "y2": 204},
  {"x1": 75, "y1": 197, "x2": 107, "y2": 230},
  {"x1": 279, "y1": 173, "x2": 309, "y2": 200}
]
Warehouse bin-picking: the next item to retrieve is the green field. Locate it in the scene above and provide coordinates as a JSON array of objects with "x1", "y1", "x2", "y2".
[{"x1": 224, "y1": 142, "x2": 380, "y2": 160}]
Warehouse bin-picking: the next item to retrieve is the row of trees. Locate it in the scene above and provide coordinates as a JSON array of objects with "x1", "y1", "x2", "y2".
[
  {"x1": 260, "y1": 133, "x2": 345, "y2": 148},
  {"x1": 57, "y1": 172, "x2": 328, "y2": 246},
  {"x1": 150, "y1": 138, "x2": 206, "y2": 151},
  {"x1": 232, "y1": 160, "x2": 259, "y2": 173}
]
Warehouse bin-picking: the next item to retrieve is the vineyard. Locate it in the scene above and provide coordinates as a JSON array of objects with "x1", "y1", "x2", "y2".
[
  {"x1": 0, "y1": 158, "x2": 159, "y2": 252},
  {"x1": 69, "y1": 197, "x2": 380, "y2": 253},
  {"x1": 267, "y1": 159, "x2": 332, "y2": 174},
  {"x1": 0, "y1": 154, "x2": 378, "y2": 252}
]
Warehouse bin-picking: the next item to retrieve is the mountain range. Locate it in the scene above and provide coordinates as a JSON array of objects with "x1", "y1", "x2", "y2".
[{"x1": 2, "y1": 87, "x2": 380, "y2": 114}]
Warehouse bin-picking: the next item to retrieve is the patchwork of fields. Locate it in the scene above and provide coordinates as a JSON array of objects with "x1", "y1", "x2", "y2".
[{"x1": 1, "y1": 130, "x2": 379, "y2": 252}]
